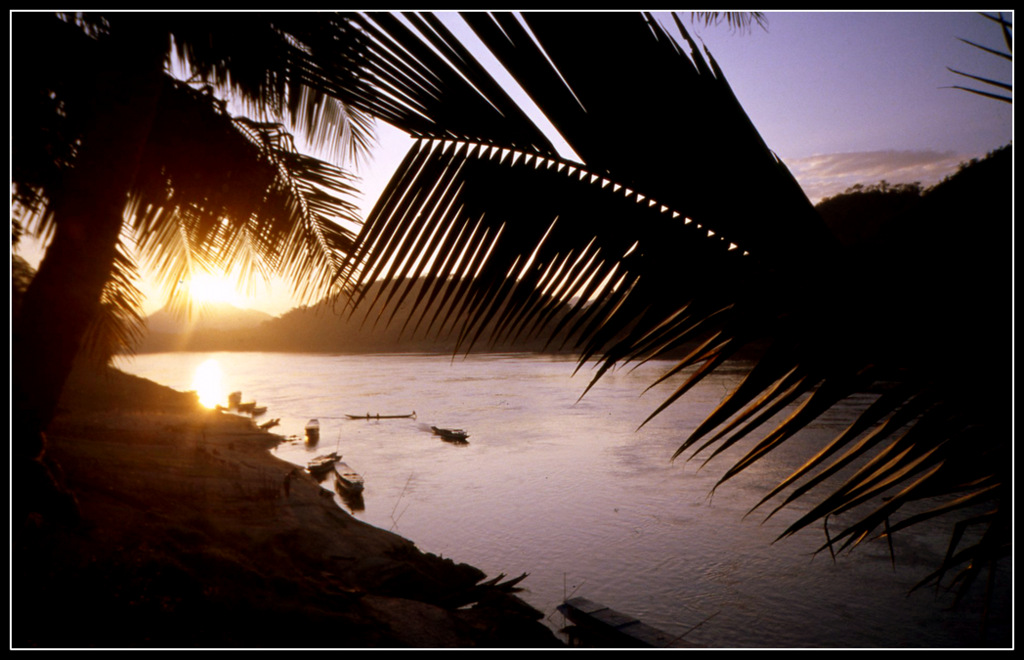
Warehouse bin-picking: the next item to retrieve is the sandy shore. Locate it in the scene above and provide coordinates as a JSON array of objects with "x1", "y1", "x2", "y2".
[{"x1": 13, "y1": 365, "x2": 562, "y2": 648}]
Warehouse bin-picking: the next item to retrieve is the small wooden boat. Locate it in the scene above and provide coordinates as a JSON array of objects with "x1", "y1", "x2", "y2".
[
  {"x1": 431, "y1": 426, "x2": 469, "y2": 444},
  {"x1": 307, "y1": 451, "x2": 341, "y2": 478},
  {"x1": 333, "y1": 462, "x2": 364, "y2": 493},
  {"x1": 334, "y1": 478, "x2": 365, "y2": 512},
  {"x1": 304, "y1": 419, "x2": 320, "y2": 444},
  {"x1": 250, "y1": 405, "x2": 268, "y2": 417},
  {"x1": 236, "y1": 401, "x2": 258, "y2": 414},
  {"x1": 345, "y1": 411, "x2": 416, "y2": 420},
  {"x1": 557, "y1": 596, "x2": 700, "y2": 648}
]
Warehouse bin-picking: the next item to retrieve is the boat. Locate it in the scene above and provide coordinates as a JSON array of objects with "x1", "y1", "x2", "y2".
[
  {"x1": 249, "y1": 405, "x2": 268, "y2": 417},
  {"x1": 307, "y1": 451, "x2": 341, "y2": 478},
  {"x1": 334, "y1": 476, "x2": 365, "y2": 512},
  {"x1": 258, "y1": 417, "x2": 281, "y2": 430},
  {"x1": 345, "y1": 411, "x2": 416, "y2": 420},
  {"x1": 333, "y1": 462, "x2": 365, "y2": 493},
  {"x1": 236, "y1": 401, "x2": 258, "y2": 414},
  {"x1": 431, "y1": 426, "x2": 469, "y2": 443},
  {"x1": 557, "y1": 596, "x2": 701, "y2": 648},
  {"x1": 335, "y1": 484, "x2": 365, "y2": 512},
  {"x1": 304, "y1": 419, "x2": 320, "y2": 444}
]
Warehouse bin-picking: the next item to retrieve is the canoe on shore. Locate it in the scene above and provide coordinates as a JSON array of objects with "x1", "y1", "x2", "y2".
[
  {"x1": 307, "y1": 451, "x2": 341, "y2": 479},
  {"x1": 557, "y1": 597, "x2": 700, "y2": 648},
  {"x1": 304, "y1": 419, "x2": 320, "y2": 444},
  {"x1": 333, "y1": 462, "x2": 365, "y2": 493}
]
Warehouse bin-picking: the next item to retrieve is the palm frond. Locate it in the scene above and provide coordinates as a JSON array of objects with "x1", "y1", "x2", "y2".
[
  {"x1": 685, "y1": 148, "x2": 1011, "y2": 584},
  {"x1": 10, "y1": 13, "x2": 104, "y2": 237},
  {"x1": 78, "y1": 241, "x2": 148, "y2": 365},
  {"x1": 688, "y1": 11, "x2": 769, "y2": 33},
  {"x1": 944, "y1": 79, "x2": 1012, "y2": 103},
  {"x1": 462, "y1": 12, "x2": 831, "y2": 263},
  {"x1": 335, "y1": 135, "x2": 770, "y2": 366},
  {"x1": 11, "y1": 254, "x2": 38, "y2": 320},
  {"x1": 340, "y1": 11, "x2": 836, "y2": 367},
  {"x1": 341, "y1": 11, "x2": 1010, "y2": 598},
  {"x1": 344, "y1": 12, "x2": 558, "y2": 153},
  {"x1": 165, "y1": 12, "x2": 379, "y2": 166},
  {"x1": 946, "y1": 13, "x2": 1012, "y2": 103},
  {"x1": 126, "y1": 77, "x2": 361, "y2": 317},
  {"x1": 956, "y1": 36, "x2": 1012, "y2": 61}
]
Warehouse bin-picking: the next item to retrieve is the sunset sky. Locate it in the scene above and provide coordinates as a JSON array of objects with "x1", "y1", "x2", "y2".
[
  {"x1": 677, "y1": 11, "x2": 1012, "y2": 203},
  {"x1": 14, "y1": 11, "x2": 1013, "y2": 316}
]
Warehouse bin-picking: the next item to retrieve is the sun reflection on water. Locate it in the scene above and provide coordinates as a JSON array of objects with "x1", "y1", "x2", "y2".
[{"x1": 191, "y1": 359, "x2": 224, "y2": 408}]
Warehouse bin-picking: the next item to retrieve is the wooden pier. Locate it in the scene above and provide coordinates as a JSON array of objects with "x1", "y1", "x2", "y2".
[{"x1": 557, "y1": 597, "x2": 701, "y2": 648}]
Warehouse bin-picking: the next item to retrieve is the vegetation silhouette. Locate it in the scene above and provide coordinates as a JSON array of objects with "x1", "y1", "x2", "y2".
[
  {"x1": 11, "y1": 12, "x2": 377, "y2": 528},
  {"x1": 816, "y1": 181, "x2": 925, "y2": 248},
  {"x1": 327, "y1": 11, "x2": 1011, "y2": 607},
  {"x1": 11, "y1": 10, "x2": 1010, "y2": 621}
]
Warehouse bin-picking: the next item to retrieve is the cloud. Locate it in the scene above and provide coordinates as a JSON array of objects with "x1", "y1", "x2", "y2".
[{"x1": 783, "y1": 149, "x2": 977, "y2": 204}]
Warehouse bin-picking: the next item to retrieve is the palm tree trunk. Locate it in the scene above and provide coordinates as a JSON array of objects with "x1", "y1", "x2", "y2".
[{"x1": 12, "y1": 27, "x2": 166, "y2": 527}]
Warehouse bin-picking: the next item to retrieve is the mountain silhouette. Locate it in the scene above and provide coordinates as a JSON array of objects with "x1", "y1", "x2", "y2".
[
  {"x1": 134, "y1": 278, "x2": 578, "y2": 355},
  {"x1": 144, "y1": 302, "x2": 276, "y2": 334}
]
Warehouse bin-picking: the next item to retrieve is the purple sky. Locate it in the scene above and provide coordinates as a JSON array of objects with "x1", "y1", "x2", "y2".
[{"x1": 673, "y1": 11, "x2": 1012, "y2": 202}]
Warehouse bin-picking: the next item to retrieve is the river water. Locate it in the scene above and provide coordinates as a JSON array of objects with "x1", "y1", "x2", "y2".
[{"x1": 117, "y1": 351, "x2": 1010, "y2": 648}]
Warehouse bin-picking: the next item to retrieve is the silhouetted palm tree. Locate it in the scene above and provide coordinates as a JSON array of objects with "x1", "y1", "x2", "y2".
[
  {"x1": 333, "y1": 11, "x2": 1010, "y2": 599},
  {"x1": 11, "y1": 12, "x2": 379, "y2": 522}
]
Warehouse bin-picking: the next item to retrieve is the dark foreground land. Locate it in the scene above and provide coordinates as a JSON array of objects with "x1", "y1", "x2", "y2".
[{"x1": 13, "y1": 365, "x2": 562, "y2": 648}]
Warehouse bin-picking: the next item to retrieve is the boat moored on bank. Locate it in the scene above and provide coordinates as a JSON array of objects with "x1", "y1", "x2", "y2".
[
  {"x1": 333, "y1": 462, "x2": 365, "y2": 493},
  {"x1": 307, "y1": 451, "x2": 341, "y2": 479},
  {"x1": 304, "y1": 419, "x2": 320, "y2": 444},
  {"x1": 557, "y1": 596, "x2": 701, "y2": 648}
]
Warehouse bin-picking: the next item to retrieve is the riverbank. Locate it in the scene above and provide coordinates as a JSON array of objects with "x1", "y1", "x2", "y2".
[{"x1": 12, "y1": 364, "x2": 563, "y2": 648}]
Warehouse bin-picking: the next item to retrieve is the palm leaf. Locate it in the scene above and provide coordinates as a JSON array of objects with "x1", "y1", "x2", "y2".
[
  {"x1": 166, "y1": 12, "x2": 380, "y2": 164},
  {"x1": 339, "y1": 13, "x2": 826, "y2": 380},
  {"x1": 126, "y1": 78, "x2": 361, "y2": 317},
  {"x1": 346, "y1": 12, "x2": 557, "y2": 152},
  {"x1": 78, "y1": 241, "x2": 148, "y2": 365},
  {"x1": 945, "y1": 13, "x2": 1012, "y2": 103},
  {"x1": 336, "y1": 12, "x2": 1010, "y2": 600},
  {"x1": 688, "y1": 12, "x2": 769, "y2": 33},
  {"x1": 10, "y1": 12, "x2": 108, "y2": 237}
]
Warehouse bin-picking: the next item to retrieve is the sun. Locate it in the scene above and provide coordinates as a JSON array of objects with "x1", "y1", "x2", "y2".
[
  {"x1": 191, "y1": 358, "x2": 224, "y2": 408},
  {"x1": 188, "y1": 272, "x2": 244, "y2": 307}
]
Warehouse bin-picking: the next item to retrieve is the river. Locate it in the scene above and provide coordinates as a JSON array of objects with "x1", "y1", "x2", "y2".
[{"x1": 117, "y1": 351, "x2": 1010, "y2": 648}]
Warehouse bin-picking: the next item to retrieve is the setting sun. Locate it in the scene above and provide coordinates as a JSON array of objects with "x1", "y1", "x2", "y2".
[
  {"x1": 191, "y1": 358, "x2": 225, "y2": 408},
  {"x1": 188, "y1": 272, "x2": 245, "y2": 307}
]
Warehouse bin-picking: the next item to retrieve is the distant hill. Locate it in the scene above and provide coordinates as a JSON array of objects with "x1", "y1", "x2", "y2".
[
  {"x1": 145, "y1": 302, "x2": 276, "y2": 334},
  {"x1": 134, "y1": 278, "x2": 579, "y2": 355},
  {"x1": 131, "y1": 277, "x2": 724, "y2": 359}
]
